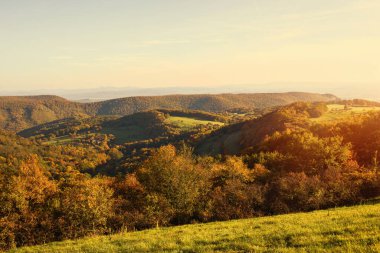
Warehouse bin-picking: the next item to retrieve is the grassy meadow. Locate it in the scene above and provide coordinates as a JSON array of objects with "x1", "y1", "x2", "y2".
[
  {"x1": 43, "y1": 133, "x2": 97, "y2": 145},
  {"x1": 311, "y1": 104, "x2": 380, "y2": 123},
  {"x1": 165, "y1": 116, "x2": 224, "y2": 130},
  {"x1": 11, "y1": 202, "x2": 380, "y2": 253},
  {"x1": 101, "y1": 125, "x2": 148, "y2": 144},
  {"x1": 101, "y1": 116, "x2": 224, "y2": 144}
]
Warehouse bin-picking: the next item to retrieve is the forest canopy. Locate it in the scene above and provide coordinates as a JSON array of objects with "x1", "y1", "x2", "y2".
[{"x1": 1, "y1": 100, "x2": 380, "y2": 251}]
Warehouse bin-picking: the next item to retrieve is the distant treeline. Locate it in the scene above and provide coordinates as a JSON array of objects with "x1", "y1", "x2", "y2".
[{"x1": 338, "y1": 99, "x2": 380, "y2": 107}]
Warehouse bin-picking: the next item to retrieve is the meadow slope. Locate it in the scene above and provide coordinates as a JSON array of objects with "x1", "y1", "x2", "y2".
[{"x1": 11, "y1": 203, "x2": 380, "y2": 253}]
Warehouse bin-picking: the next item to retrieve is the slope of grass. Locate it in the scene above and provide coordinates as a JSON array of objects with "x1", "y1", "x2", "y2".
[
  {"x1": 43, "y1": 133, "x2": 96, "y2": 145},
  {"x1": 311, "y1": 104, "x2": 380, "y2": 123},
  {"x1": 11, "y1": 203, "x2": 380, "y2": 253},
  {"x1": 19, "y1": 111, "x2": 226, "y2": 146},
  {"x1": 101, "y1": 125, "x2": 149, "y2": 144},
  {"x1": 165, "y1": 116, "x2": 224, "y2": 130},
  {"x1": 102, "y1": 113, "x2": 225, "y2": 144}
]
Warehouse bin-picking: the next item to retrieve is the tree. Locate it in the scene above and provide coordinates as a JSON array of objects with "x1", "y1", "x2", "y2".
[
  {"x1": 259, "y1": 130, "x2": 353, "y2": 176},
  {"x1": 56, "y1": 172, "x2": 114, "y2": 239},
  {"x1": 0, "y1": 155, "x2": 57, "y2": 250},
  {"x1": 266, "y1": 172, "x2": 324, "y2": 213},
  {"x1": 137, "y1": 145, "x2": 208, "y2": 225},
  {"x1": 208, "y1": 157, "x2": 264, "y2": 220},
  {"x1": 109, "y1": 147, "x2": 124, "y2": 160}
]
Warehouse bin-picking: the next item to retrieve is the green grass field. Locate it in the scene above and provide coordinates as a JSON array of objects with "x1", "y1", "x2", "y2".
[
  {"x1": 11, "y1": 203, "x2": 380, "y2": 253},
  {"x1": 43, "y1": 133, "x2": 96, "y2": 145},
  {"x1": 165, "y1": 116, "x2": 224, "y2": 130},
  {"x1": 101, "y1": 125, "x2": 148, "y2": 144},
  {"x1": 311, "y1": 104, "x2": 380, "y2": 123},
  {"x1": 37, "y1": 114, "x2": 225, "y2": 145},
  {"x1": 100, "y1": 116, "x2": 224, "y2": 144}
]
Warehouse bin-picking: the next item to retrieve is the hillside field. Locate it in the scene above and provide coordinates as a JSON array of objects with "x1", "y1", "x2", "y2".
[
  {"x1": 11, "y1": 202, "x2": 380, "y2": 253},
  {"x1": 311, "y1": 104, "x2": 380, "y2": 123},
  {"x1": 165, "y1": 116, "x2": 224, "y2": 130},
  {"x1": 20, "y1": 111, "x2": 225, "y2": 146}
]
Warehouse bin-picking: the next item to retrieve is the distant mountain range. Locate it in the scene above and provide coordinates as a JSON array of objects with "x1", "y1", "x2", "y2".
[
  {"x1": 0, "y1": 83, "x2": 377, "y2": 101},
  {"x1": 0, "y1": 92, "x2": 337, "y2": 132}
]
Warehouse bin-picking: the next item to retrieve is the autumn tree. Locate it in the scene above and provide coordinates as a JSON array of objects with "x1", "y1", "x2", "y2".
[
  {"x1": 258, "y1": 129, "x2": 352, "y2": 176},
  {"x1": 207, "y1": 157, "x2": 264, "y2": 220},
  {"x1": 55, "y1": 170, "x2": 114, "y2": 239},
  {"x1": 0, "y1": 155, "x2": 57, "y2": 249},
  {"x1": 137, "y1": 145, "x2": 208, "y2": 226}
]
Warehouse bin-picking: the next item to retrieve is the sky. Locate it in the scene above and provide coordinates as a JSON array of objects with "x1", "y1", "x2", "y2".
[{"x1": 0, "y1": 0, "x2": 379, "y2": 92}]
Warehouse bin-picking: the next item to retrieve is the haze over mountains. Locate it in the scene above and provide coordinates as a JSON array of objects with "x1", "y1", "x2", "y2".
[{"x1": 1, "y1": 83, "x2": 378, "y2": 101}]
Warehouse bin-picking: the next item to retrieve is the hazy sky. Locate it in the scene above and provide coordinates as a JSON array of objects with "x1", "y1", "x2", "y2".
[{"x1": 0, "y1": 0, "x2": 379, "y2": 91}]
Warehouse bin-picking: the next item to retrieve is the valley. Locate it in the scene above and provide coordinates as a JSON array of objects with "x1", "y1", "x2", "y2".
[
  {"x1": 2, "y1": 1, "x2": 379, "y2": 251},
  {"x1": 1, "y1": 93, "x2": 380, "y2": 251},
  {"x1": 0, "y1": 92, "x2": 336, "y2": 132}
]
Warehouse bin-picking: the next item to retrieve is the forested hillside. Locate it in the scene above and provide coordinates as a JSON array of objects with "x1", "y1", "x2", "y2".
[
  {"x1": 2, "y1": 0, "x2": 378, "y2": 251},
  {"x1": 2, "y1": 98, "x2": 380, "y2": 252},
  {"x1": 0, "y1": 96, "x2": 86, "y2": 131},
  {"x1": 19, "y1": 109, "x2": 225, "y2": 146},
  {"x1": 195, "y1": 101, "x2": 380, "y2": 156},
  {"x1": 0, "y1": 92, "x2": 337, "y2": 131},
  {"x1": 83, "y1": 92, "x2": 337, "y2": 115},
  {"x1": 17, "y1": 109, "x2": 227, "y2": 174}
]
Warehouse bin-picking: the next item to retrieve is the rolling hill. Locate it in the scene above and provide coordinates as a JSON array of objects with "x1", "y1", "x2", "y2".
[
  {"x1": 195, "y1": 100, "x2": 380, "y2": 156},
  {"x1": 83, "y1": 92, "x2": 337, "y2": 115},
  {"x1": 3, "y1": 98, "x2": 380, "y2": 252},
  {"x1": 195, "y1": 102, "x2": 311, "y2": 155},
  {"x1": 18, "y1": 109, "x2": 226, "y2": 146},
  {"x1": 0, "y1": 96, "x2": 86, "y2": 131},
  {"x1": 311, "y1": 103, "x2": 380, "y2": 123},
  {"x1": 0, "y1": 92, "x2": 337, "y2": 132},
  {"x1": 11, "y1": 202, "x2": 380, "y2": 253}
]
